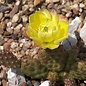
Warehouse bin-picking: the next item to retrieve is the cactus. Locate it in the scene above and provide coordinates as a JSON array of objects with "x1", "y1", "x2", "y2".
[
  {"x1": 38, "y1": 46, "x2": 68, "y2": 72},
  {"x1": 20, "y1": 45, "x2": 80, "y2": 81},
  {"x1": 68, "y1": 61, "x2": 86, "y2": 80},
  {"x1": 21, "y1": 58, "x2": 48, "y2": 79},
  {"x1": 0, "y1": 50, "x2": 21, "y2": 69},
  {"x1": 47, "y1": 72, "x2": 59, "y2": 86}
]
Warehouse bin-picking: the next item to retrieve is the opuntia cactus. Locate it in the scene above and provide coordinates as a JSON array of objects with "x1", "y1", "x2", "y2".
[
  {"x1": 21, "y1": 58, "x2": 48, "y2": 79},
  {"x1": 68, "y1": 61, "x2": 86, "y2": 80},
  {"x1": 0, "y1": 50, "x2": 21, "y2": 69}
]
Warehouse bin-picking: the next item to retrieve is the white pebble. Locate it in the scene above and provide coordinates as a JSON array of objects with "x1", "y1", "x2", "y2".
[
  {"x1": 68, "y1": 17, "x2": 81, "y2": 33},
  {"x1": 15, "y1": 0, "x2": 20, "y2": 6},
  {"x1": 12, "y1": 14, "x2": 19, "y2": 23},
  {"x1": 7, "y1": 22, "x2": 12, "y2": 27},
  {"x1": 6, "y1": 27, "x2": 13, "y2": 33},
  {"x1": 0, "y1": 46, "x2": 3, "y2": 50},
  {"x1": 0, "y1": 12, "x2": 3, "y2": 20},
  {"x1": 20, "y1": 43, "x2": 23, "y2": 47},
  {"x1": 11, "y1": 42, "x2": 18, "y2": 49},
  {"x1": 80, "y1": 22, "x2": 86, "y2": 45},
  {"x1": 79, "y1": 3, "x2": 85, "y2": 8},
  {"x1": 22, "y1": 16, "x2": 28, "y2": 22}
]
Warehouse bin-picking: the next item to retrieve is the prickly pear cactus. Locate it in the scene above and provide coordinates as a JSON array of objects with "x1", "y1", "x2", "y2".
[
  {"x1": 21, "y1": 58, "x2": 48, "y2": 79},
  {"x1": 47, "y1": 72, "x2": 59, "y2": 86},
  {"x1": 0, "y1": 50, "x2": 21, "y2": 69},
  {"x1": 68, "y1": 61, "x2": 86, "y2": 80},
  {"x1": 21, "y1": 46, "x2": 79, "y2": 80},
  {"x1": 38, "y1": 46, "x2": 68, "y2": 72},
  {"x1": 21, "y1": 46, "x2": 67, "y2": 79}
]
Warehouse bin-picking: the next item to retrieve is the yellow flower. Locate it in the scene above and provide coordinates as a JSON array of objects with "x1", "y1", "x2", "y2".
[{"x1": 26, "y1": 9, "x2": 69, "y2": 49}]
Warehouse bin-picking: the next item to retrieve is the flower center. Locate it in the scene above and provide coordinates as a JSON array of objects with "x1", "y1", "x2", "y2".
[{"x1": 44, "y1": 26, "x2": 48, "y2": 32}]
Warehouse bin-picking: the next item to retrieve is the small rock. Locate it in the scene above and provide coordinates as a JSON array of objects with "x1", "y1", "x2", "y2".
[
  {"x1": 46, "y1": 0, "x2": 59, "y2": 3},
  {"x1": 22, "y1": 15, "x2": 28, "y2": 23},
  {"x1": 11, "y1": 42, "x2": 18, "y2": 49},
  {"x1": 20, "y1": 43, "x2": 23, "y2": 47},
  {"x1": 0, "y1": 4, "x2": 11, "y2": 12},
  {"x1": 12, "y1": 14, "x2": 19, "y2": 23},
  {"x1": 66, "y1": 12, "x2": 72, "y2": 18},
  {"x1": 20, "y1": 50, "x2": 25, "y2": 56},
  {"x1": 79, "y1": 8, "x2": 83, "y2": 13},
  {"x1": 3, "y1": 39, "x2": 13, "y2": 51},
  {"x1": 0, "y1": 22, "x2": 6, "y2": 34},
  {"x1": 9, "y1": 4, "x2": 19, "y2": 18},
  {"x1": 10, "y1": 34, "x2": 19, "y2": 40},
  {"x1": 15, "y1": 0, "x2": 20, "y2": 6},
  {"x1": 7, "y1": 39, "x2": 14, "y2": 43},
  {"x1": 80, "y1": 22, "x2": 86, "y2": 45},
  {"x1": 7, "y1": 22, "x2": 12, "y2": 27},
  {"x1": 69, "y1": 17, "x2": 81, "y2": 33},
  {"x1": 6, "y1": 27, "x2": 13, "y2": 33},
  {"x1": 14, "y1": 24, "x2": 23, "y2": 34},
  {"x1": 0, "y1": 46, "x2": 4, "y2": 50},
  {"x1": 72, "y1": 8, "x2": 79, "y2": 15},
  {"x1": 0, "y1": 12, "x2": 3, "y2": 20},
  {"x1": 22, "y1": 27, "x2": 29, "y2": 38},
  {"x1": 34, "y1": 0, "x2": 41, "y2": 6},
  {"x1": 3, "y1": 42, "x2": 11, "y2": 51},
  {"x1": 0, "y1": 38, "x2": 5, "y2": 45},
  {"x1": 24, "y1": 41, "x2": 32, "y2": 48},
  {"x1": 6, "y1": 0, "x2": 15, "y2": 4},
  {"x1": 25, "y1": 49, "x2": 30, "y2": 55},
  {"x1": 79, "y1": 3, "x2": 85, "y2": 8},
  {"x1": 22, "y1": 5, "x2": 29, "y2": 11}
]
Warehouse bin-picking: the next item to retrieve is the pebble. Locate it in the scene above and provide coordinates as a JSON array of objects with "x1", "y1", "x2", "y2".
[
  {"x1": 20, "y1": 43, "x2": 23, "y2": 47},
  {"x1": 15, "y1": 0, "x2": 20, "y2": 6},
  {"x1": 0, "y1": 46, "x2": 4, "y2": 50},
  {"x1": 3, "y1": 42, "x2": 11, "y2": 51},
  {"x1": 0, "y1": 22, "x2": 6, "y2": 34},
  {"x1": 46, "y1": 0, "x2": 59, "y2": 3},
  {"x1": 9, "y1": 4, "x2": 19, "y2": 18},
  {"x1": 6, "y1": 27, "x2": 13, "y2": 33},
  {"x1": 14, "y1": 24, "x2": 23, "y2": 34},
  {"x1": 0, "y1": 4, "x2": 11, "y2": 12},
  {"x1": 22, "y1": 15, "x2": 28, "y2": 23},
  {"x1": 80, "y1": 22, "x2": 86, "y2": 45},
  {"x1": 34, "y1": 0, "x2": 41, "y2": 6},
  {"x1": 79, "y1": 3, "x2": 85, "y2": 8},
  {"x1": 7, "y1": 22, "x2": 12, "y2": 27},
  {"x1": 0, "y1": 12, "x2": 3, "y2": 20},
  {"x1": 10, "y1": 34, "x2": 19, "y2": 40},
  {"x1": 25, "y1": 49, "x2": 30, "y2": 55},
  {"x1": 66, "y1": 12, "x2": 72, "y2": 18},
  {"x1": 0, "y1": 38, "x2": 5, "y2": 45},
  {"x1": 23, "y1": 41, "x2": 32, "y2": 48},
  {"x1": 6, "y1": 0, "x2": 15, "y2": 4},
  {"x1": 12, "y1": 14, "x2": 19, "y2": 23},
  {"x1": 72, "y1": 8, "x2": 79, "y2": 15},
  {"x1": 10, "y1": 42, "x2": 18, "y2": 49}
]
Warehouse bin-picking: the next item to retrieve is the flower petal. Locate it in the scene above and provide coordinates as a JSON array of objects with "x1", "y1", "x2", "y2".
[
  {"x1": 29, "y1": 14, "x2": 35, "y2": 23},
  {"x1": 51, "y1": 10, "x2": 59, "y2": 26},
  {"x1": 54, "y1": 20, "x2": 68, "y2": 44},
  {"x1": 42, "y1": 9, "x2": 51, "y2": 20},
  {"x1": 59, "y1": 20, "x2": 69, "y2": 34},
  {"x1": 26, "y1": 26, "x2": 38, "y2": 38},
  {"x1": 42, "y1": 42, "x2": 59, "y2": 49},
  {"x1": 34, "y1": 11, "x2": 47, "y2": 24},
  {"x1": 31, "y1": 37, "x2": 43, "y2": 44}
]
